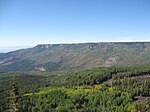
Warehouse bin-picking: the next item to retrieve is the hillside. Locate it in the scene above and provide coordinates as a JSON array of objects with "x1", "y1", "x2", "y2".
[
  {"x1": 0, "y1": 42, "x2": 150, "y2": 72},
  {"x1": 0, "y1": 65, "x2": 150, "y2": 111}
]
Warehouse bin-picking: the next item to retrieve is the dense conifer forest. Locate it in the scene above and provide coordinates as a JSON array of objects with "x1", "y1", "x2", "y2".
[
  {"x1": 0, "y1": 65, "x2": 150, "y2": 112},
  {"x1": 1, "y1": 0, "x2": 150, "y2": 111}
]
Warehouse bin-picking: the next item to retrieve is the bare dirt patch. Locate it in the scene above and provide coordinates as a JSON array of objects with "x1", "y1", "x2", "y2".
[
  {"x1": 132, "y1": 75, "x2": 150, "y2": 82},
  {"x1": 134, "y1": 96, "x2": 150, "y2": 103},
  {"x1": 103, "y1": 79, "x2": 112, "y2": 86}
]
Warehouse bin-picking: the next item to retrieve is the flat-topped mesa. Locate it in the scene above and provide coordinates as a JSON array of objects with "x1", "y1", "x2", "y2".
[
  {"x1": 34, "y1": 42, "x2": 150, "y2": 51},
  {"x1": 35, "y1": 43, "x2": 100, "y2": 50},
  {"x1": 35, "y1": 44, "x2": 59, "y2": 49},
  {"x1": 1, "y1": 42, "x2": 150, "y2": 72},
  {"x1": 36, "y1": 42, "x2": 150, "y2": 46}
]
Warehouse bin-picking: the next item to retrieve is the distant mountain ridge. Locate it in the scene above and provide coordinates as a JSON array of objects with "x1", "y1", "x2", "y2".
[{"x1": 0, "y1": 42, "x2": 150, "y2": 72}]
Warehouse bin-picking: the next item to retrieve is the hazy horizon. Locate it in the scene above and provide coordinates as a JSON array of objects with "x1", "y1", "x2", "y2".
[
  {"x1": 0, "y1": 46, "x2": 32, "y2": 53},
  {"x1": 1, "y1": 0, "x2": 150, "y2": 47},
  {"x1": 1, "y1": 41, "x2": 150, "y2": 53}
]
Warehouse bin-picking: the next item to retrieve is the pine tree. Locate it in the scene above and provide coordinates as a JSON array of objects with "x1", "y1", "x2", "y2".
[{"x1": 8, "y1": 82, "x2": 19, "y2": 112}]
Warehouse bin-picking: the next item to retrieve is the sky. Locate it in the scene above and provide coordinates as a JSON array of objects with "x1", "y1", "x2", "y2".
[{"x1": 0, "y1": 0, "x2": 150, "y2": 52}]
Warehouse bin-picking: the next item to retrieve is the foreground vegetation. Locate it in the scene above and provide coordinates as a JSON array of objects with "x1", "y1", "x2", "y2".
[{"x1": 0, "y1": 65, "x2": 150, "y2": 112}]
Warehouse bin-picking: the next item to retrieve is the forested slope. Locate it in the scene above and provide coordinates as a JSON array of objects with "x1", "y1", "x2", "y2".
[
  {"x1": 0, "y1": 42, "x2": 150, "y2": 72},
  {"x1": 0, "y1": 65, "x2": 150, "y2": 112}
]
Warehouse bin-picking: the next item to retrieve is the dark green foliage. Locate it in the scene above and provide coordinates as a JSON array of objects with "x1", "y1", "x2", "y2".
[
  {"x1": 9, "y1": 83, "x2": 19, "y2": 112},
  {"x1": 19, "y1": 89, "x2": 134, "y2": 112},
  {"x1": 64, "y1": 67, "x2": 114, "y2": 86},
  {"x1": 0, "y1": 65, "x2": 150, "y2": 111}
]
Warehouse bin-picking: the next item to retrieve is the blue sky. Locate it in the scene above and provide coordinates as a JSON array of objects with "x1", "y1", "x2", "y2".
[{"x1": 0, "y1": 0, "x2": 150, "y2": 52}]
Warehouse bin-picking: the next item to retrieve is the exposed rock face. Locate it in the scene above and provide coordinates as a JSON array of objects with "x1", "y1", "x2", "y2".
[{"x1": 35, "y1": 66, "x2": 46, "y2": 71}]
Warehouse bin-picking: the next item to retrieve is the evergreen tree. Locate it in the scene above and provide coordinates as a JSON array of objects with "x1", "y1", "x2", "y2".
[{"x1": 8, "y1": 82, "x2": 19, "y2": 112}]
